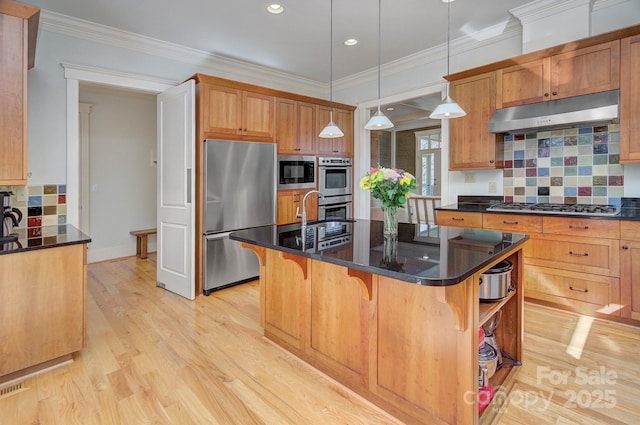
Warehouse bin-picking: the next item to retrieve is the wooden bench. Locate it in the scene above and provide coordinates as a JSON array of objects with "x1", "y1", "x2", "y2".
[{"x1": 129, "y1": 229, "x2": 156, "y2": 259}]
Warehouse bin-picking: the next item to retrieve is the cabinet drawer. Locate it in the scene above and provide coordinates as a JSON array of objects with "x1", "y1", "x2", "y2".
[
  {"x1": 543, "y1": 216, "x2": 620, "y2": 239},
  {"x1": 524, "y1": 265, "x2": 620, "y2": 316},
  {"x1": 621, "y1": 221, "x2": 640, "y2": 240},
  {"x1": 483, "y1": 213, "x2": 542, "y2": 234},
  {"x1": 435, "y1": 211, "x2": 482, "y2": 228},
  {"x1": 525, "y1": 236, "x2": 619, "y2": 277}
]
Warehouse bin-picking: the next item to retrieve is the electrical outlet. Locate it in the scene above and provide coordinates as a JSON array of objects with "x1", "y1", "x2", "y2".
[
  {"x1": 488, "y1": 181, "x2": 497, "y2": 193},
  {"x1": 464, "y1": 173, "x2": 476, "y2": 183},
  {"x1": 15, "y1": 187, "x2": 27, "y2": 202}
]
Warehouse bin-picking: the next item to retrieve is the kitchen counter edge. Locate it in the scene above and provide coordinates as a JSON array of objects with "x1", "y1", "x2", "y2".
[
  {"x1": 230, "y1": 221, "x2": 528, "y2": 287},
  {"x1": 436, "y1": 203, "x2": 640, "y2": 220},
  {"x1": 0, "y1": 225, "x2": 91, "y2": 256}
]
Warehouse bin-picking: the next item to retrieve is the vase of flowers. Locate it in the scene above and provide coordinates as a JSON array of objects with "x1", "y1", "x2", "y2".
[{"x1": 360, "y1": 166, "x2": 416, "y2": 267}]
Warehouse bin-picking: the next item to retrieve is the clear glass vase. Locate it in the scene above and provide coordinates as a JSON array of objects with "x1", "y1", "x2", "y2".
[{"x1": 381, "y1": 206, "x2": 399, "y2": 266}]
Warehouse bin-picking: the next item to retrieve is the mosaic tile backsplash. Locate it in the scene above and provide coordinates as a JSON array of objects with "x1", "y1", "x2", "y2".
[
  {"x1": 503, "y1": 124, "x2": 622, "y2": 206},
  {"x1": 5, "y1": 184, "x2": 68, "y2": 246}
]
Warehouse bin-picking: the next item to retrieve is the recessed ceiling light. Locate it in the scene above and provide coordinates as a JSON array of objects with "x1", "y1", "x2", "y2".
[
  {"x1": 344, "y1": 38, "x2": 358, "y2": 46},
  {"x1": 267, "y1": 3, "x2": 284, "y2": 14}
]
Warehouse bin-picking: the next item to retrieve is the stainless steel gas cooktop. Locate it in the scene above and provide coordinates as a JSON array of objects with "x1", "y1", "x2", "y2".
[{"x1": 486, "y1": 202, "x2": 621, "y2": 217}]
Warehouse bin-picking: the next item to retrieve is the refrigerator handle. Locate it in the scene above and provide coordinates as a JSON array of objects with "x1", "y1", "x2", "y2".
[
  {"x1": 205, "y1": 232, "x2": 233, "y2": 241},
  {"x1": 187, "y1": 168, "x2": 192, "y2": 204}
]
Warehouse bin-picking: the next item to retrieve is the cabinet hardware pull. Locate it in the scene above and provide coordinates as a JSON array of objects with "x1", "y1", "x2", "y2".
[
  {"x1": 622, "y1": 245, "x2": 629, "y2": 250},
  {"x1": 569, "y1": 251, "x2": 588, "y2": 257},
  {"x1": 569, "y1": 286, "x2": 589, "y2": 293},
  {"x1": 503, "y1": 220, "x2": 519, "y2": 225},
  {"x1": 569, "y1": 225, "x2": 589, "y2": 230},
  {"x1": 452, "y1": 217, "x2": 465, "y2": 221}
]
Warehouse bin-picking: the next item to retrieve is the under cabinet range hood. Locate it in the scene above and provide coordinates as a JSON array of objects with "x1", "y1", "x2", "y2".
[{"x1": 488, "y1": 90, "x2": 619, "y2": 133}]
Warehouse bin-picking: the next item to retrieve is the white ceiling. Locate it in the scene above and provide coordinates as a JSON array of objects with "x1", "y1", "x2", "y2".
[{"x1": 28, "y1": 0, "x2": 531, "y2": 83}]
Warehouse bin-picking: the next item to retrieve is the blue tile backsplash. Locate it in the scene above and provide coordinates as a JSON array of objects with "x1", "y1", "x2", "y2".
[{"x1": 503, "y1": 124, "x2": 623, "y2": 207}]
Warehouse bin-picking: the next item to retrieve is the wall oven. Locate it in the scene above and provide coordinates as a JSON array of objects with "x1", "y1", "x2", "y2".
[
  {"x1": 318, "y1": 194, "x2": 352, "y2": 221},
  {"x1": 318, "y1": 157, "x2": 352, "y2": 197},
  {"x1": 278, "y1": 155, "x2": 316, "y2": 190}
]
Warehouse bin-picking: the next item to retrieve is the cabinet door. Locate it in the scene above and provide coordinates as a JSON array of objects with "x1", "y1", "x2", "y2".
[
  {"x1": 277, "y1": 190, "x2": 318, "y2": 225},
  {"x1": 496, "y1": 58, "x2": 551, "y2": 108},
  {"x1": 242, "y1": 91, "x2": 275, "y2": 140},
  {"x1": 297, "y1": 101, "x2": 316, "y2": 154},
  {"x1": 620, "y1": 239, "x2": 640, "y2": 320},
  {"x1": 449, "y1": 72, "x2": 503, "y2": 170},
  {"x1": 620, "y1": 35, "x2": 640, "y2": 164},
  {"x1": 315, "y1": 106, "x2": 353, "y2": 156},
  {"x1": 0, "y1": 14, "x2": 27, "y2": 184},
  {"x1": 275, "y1": 98, "x2": 298, "y2": 153},
  {"x1": 275, "y1": 99, "x2": 316, "y2": 154},
  {"x1": 200, "y1": 84, "x2": 243, "y2": 136},
  {"x1": 550, "y1": 40, "x2": 620, "y2": 100}
]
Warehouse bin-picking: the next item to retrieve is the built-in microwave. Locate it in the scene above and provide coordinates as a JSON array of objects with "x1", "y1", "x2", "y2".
[{"x1": 278, "y1": 155, "x2": 316, "y2": 190}]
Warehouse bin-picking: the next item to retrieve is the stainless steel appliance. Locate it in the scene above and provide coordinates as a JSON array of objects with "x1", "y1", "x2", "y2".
[
  {"x1": 318, "y1": 157, "x2": 352, "y2": 197},
  {"x1": 486, "y1": 202, "x2": 620, "y2": 217},
  {"x1": 488, "y1": 89, "x2": 619, "y2": 133},
  {"x1": 479, "y1": 260, "x2": 513, "y2": 302},
  {"x1": 277, "y1": 220, "x2": 352, "y2": 253},
  {"x1": 1, "y1": 191, "x2": 22, "y2": 244},
  {"x1": 318, "y1": 194, "x2": 352, "y2": 221},
  {"x1": 203, "y1": 139, "x2": 277, "y2": 295},
  {"x1": 277, "y1": 155, "x2": 316, "y2": 190}
]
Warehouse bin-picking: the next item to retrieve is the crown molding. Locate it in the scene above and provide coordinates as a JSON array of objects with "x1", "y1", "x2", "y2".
[
  {"x1": 335, "y1": 18, "x2": 522, "y2": 93},
  {"x1": 592, "y1": 0, "x2": 633, "y2": 12},
  {"x1": 40, "y1": 10, "x2": 325, "y2": 98},
  {"x1": 510, "y1": 0, "x2": 591, "y2": 25}
]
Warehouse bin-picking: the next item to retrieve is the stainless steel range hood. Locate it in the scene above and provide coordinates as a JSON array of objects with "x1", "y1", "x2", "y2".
[{"x1": 488, "y1": 90, "x2": 619, "y2": 133}]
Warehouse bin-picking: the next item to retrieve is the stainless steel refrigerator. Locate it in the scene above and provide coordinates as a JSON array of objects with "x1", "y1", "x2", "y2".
[{"x1": 203, "y1": 139, "x2": 276, "y2": 295}]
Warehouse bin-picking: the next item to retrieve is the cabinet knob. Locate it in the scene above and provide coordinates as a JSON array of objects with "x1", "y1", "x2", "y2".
[
  {"x1": 623, "y1": 245, "x2": 629, "y2": 250},
  {"x1": 552, "y1": 91, "x2": 558, "y2": 96},
  {"x1": 489, "y1": 160, "x2": 495, "y2": 164},
  {"x1": 544, "y1": 93, "x2": 550, "y2": 97}
]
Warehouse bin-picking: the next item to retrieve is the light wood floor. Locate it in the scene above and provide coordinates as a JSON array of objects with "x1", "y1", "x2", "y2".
[{"x1": 1, "y1": 255, "x2": 638, "y2": 425}]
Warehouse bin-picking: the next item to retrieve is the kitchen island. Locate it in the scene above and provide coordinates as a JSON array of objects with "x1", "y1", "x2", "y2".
[{"x1": 231, "y1": 220, "x2": 527, "y2": 425}]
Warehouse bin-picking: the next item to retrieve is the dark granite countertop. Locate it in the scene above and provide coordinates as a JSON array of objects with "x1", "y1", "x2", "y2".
[
  {"x1": 230, "y1": 220, "x2": 528, "y2": 286},
  {"x1": 436, "y1": 197, "x2": 640, "y2": 220},
  {"x1": 0, "y1": 225, "x2": 91, "y2": 255}
]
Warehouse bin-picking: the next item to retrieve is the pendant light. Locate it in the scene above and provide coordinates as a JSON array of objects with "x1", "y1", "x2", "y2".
[
  {"x1": 429, "y1": 0, "x2": 466, "y2": 119},
  {"x1": 319, "y1": 0, "x2": 344, "y2": 139},
  {"x1": 364, "y1": 0, "x2": 394, "y2": 130}
]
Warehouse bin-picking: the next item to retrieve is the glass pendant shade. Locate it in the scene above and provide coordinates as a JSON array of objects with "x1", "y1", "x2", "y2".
[
  {"x1": 430, "y1": 0, "x2": 466, "y2": 120},
  {"x1": 429, "y1": 83, "x2": 466, "y2": 119},
  {"x1": 365, "y1": 108, "x2": 394, "y2": 130},
  {"x1": 319, "y1": 111, "x2": 344, "y2": 138},
  {"x1": 319, "y1": 0, "x2": 343, "y2": 139},
  {"x1": 365, "y1": 0, "x2": 394, "y2": 131}
]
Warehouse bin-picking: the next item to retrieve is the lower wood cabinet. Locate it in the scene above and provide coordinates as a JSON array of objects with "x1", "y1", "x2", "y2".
[
  {"x1": 277, "y1": 189, "x2": 318, "y2": 225},
  {"x1": 620, "y1": 221, "x2": 640, "y2": 320},
  {"x1": 435, "y1": 210, "x2": 484, "y2": 228},
  {"x1": 0, "y1": 244, "x2": 87, "y2": 377}
]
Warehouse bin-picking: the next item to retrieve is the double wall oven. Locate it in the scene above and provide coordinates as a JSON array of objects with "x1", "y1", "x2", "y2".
[{"x1": 317, "y1": 157, "x2": 353, "y2": 220}]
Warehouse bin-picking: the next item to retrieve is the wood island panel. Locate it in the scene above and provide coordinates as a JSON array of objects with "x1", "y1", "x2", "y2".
[{"x1": 253, "y1": 241, "x2": 525, "y2": 425}]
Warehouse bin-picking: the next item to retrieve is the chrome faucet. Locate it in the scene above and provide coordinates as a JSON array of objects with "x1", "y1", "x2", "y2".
[{"x1": 296, "y1": 190, "x2": 324, "y2": 228}]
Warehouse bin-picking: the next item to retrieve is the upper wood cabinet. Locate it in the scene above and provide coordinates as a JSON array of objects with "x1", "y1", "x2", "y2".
[
  {"x1": 620, "y1": 34, "x2": 640, "y2": 164},
  {"x1": 275, "y1": 98, "x2": 316, "y2": 154},
  {"x1": 449, "y1": 72, "x2": 504, "y2": 170},
  {"x1": 315, "y1": 106, "x2": 353, "y2": 157},
  {"x1": 497, "y1": 40, "x2": 620, "y2": 108},
  {"x1": 200, "y1": 84, "x2": 275, "y2": 142},
  {"x1": 0, "y1": 2, "x2": 39, "y2": 185}
]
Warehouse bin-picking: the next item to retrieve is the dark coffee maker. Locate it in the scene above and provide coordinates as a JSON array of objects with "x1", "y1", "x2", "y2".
[{"x1": 1, "y1": 191, "x2": 22, "y2": 244}]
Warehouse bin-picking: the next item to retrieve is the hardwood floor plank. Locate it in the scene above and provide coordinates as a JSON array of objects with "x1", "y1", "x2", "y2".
[{"x1": 0, "y1": 255, "x2": 638, "y2": 424}]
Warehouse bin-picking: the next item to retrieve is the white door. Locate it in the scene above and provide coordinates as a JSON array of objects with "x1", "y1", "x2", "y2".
[{"x1": 156, "y1": 80, "x2": 195, "y2": 300}]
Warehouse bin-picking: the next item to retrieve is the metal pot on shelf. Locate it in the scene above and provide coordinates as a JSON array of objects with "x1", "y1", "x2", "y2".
[{"x1": 479, "y1": 259, "x2": 513, "y2": 301}]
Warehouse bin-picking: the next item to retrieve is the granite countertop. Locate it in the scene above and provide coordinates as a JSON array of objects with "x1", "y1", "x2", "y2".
[
  {"x1": 437, "y1": 196, "x2": 640, "y2": 220},
  {"x1": 0, "y1": 225, "x2": 91, "y2": 255},
  {"x1": 230, "y1": 220, "x2": 528, "y2": 286}
]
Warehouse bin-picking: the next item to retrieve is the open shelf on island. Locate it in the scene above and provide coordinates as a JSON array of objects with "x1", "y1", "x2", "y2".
[{"x1": 479, "y1": 289, "x2": 516, "y2": 327}]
